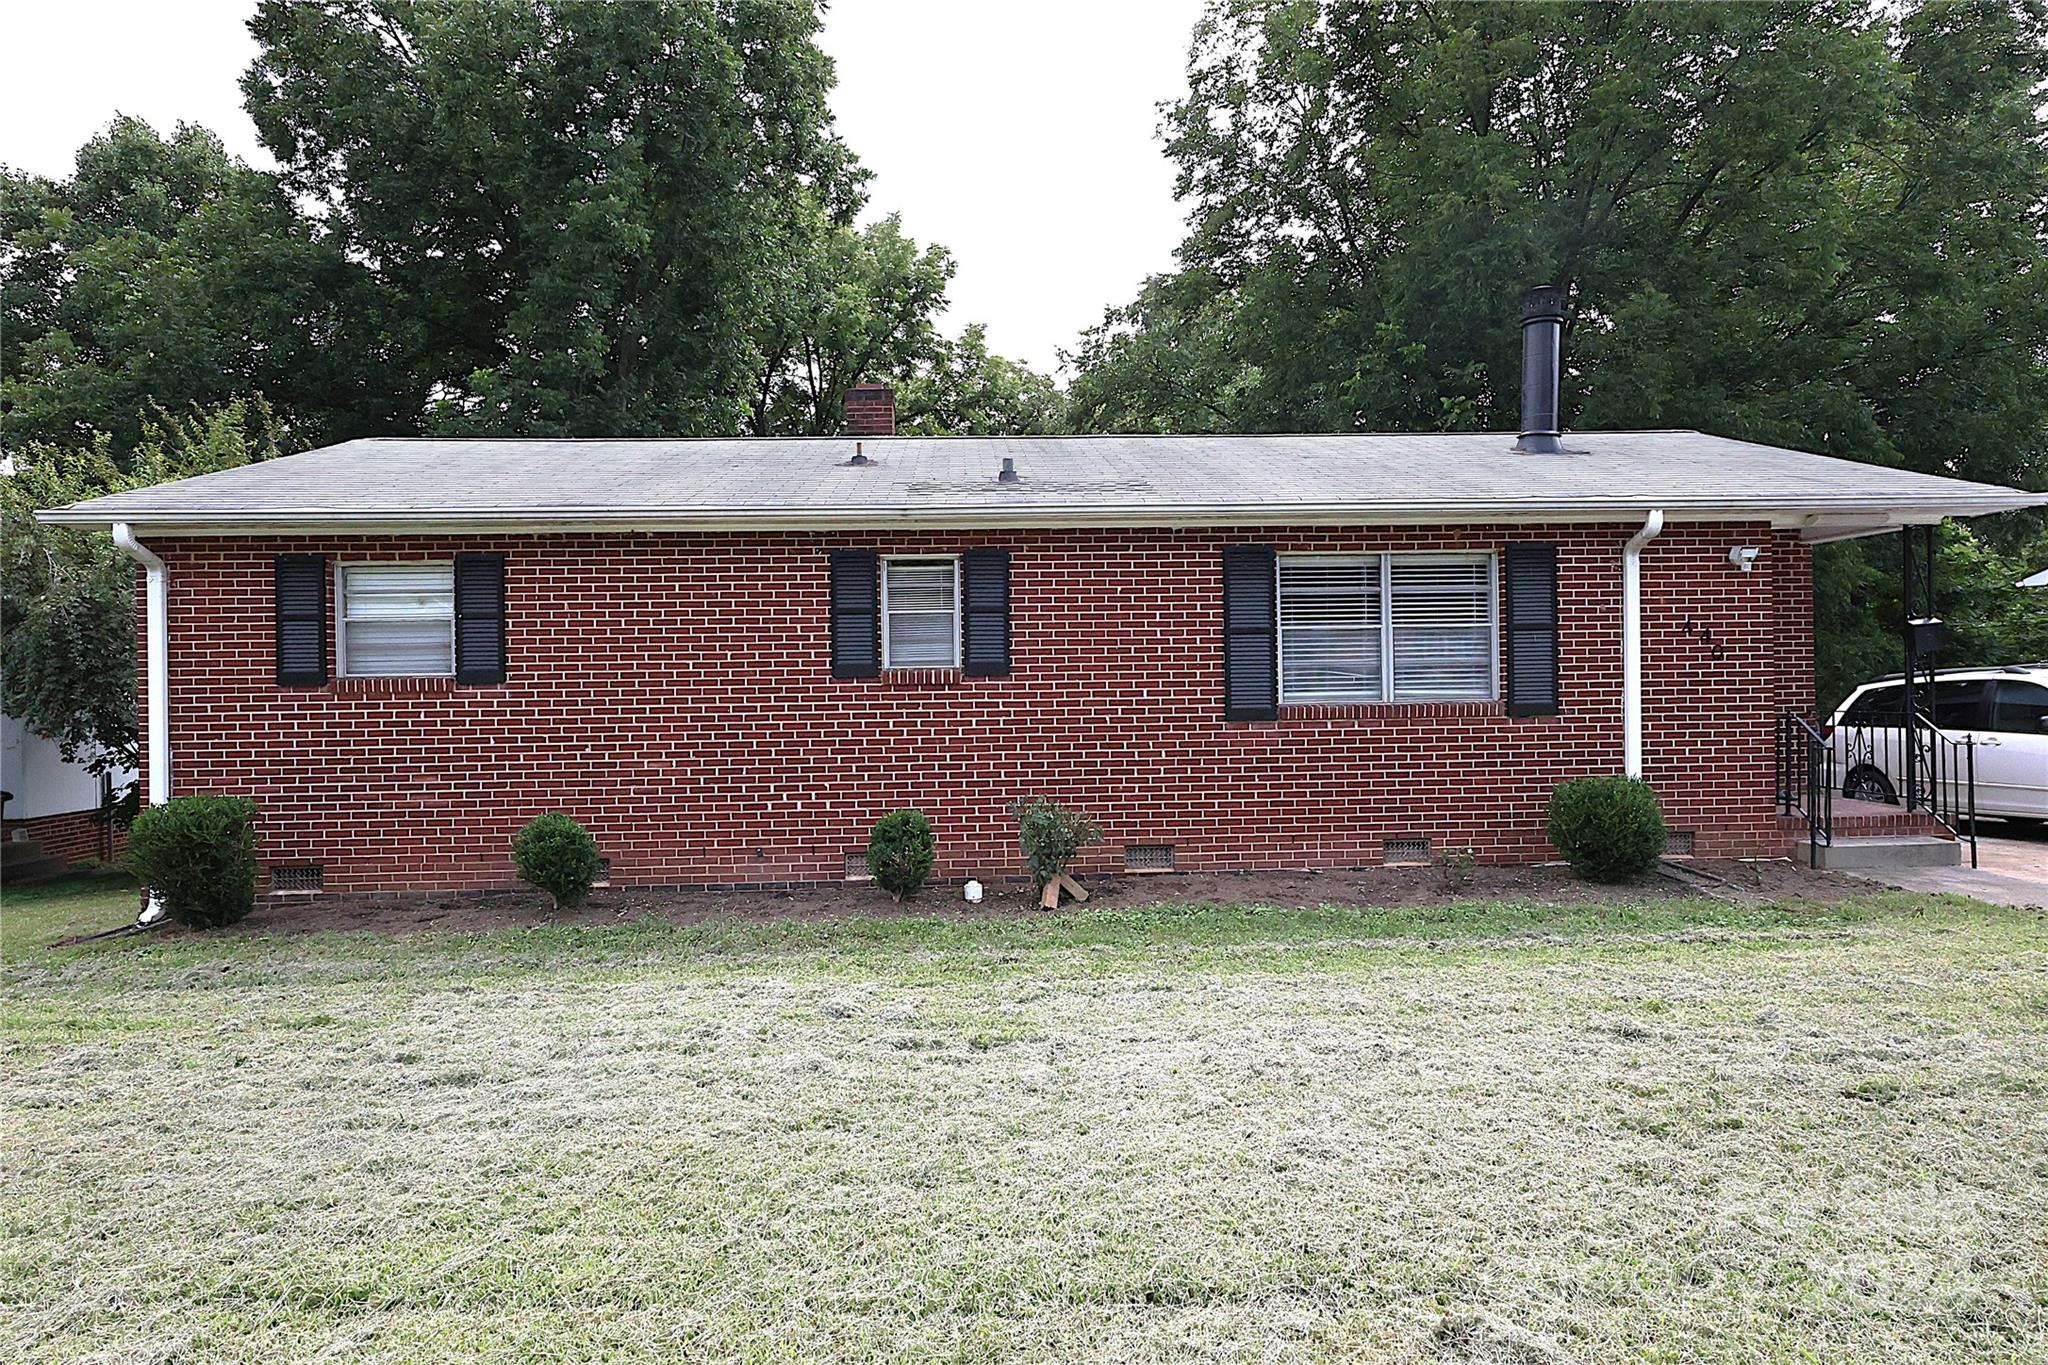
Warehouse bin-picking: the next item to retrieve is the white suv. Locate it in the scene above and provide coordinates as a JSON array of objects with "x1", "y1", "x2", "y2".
[{"x1": 1827, "y1": 665, "x2": 2048, "y2": 823}]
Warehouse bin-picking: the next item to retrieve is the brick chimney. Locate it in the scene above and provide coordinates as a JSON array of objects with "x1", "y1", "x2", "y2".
[{"x1": 845, "y1": 383, "x2": 896, "y2": 437}]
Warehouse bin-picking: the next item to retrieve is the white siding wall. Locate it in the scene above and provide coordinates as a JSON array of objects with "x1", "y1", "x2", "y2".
[{"x1": 1, "y1": 714, "x2": 126, "y2": 820}]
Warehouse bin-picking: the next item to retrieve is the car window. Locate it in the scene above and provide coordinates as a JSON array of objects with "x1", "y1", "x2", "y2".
[
  {"x1": 1842, "y1": 684, "x2": 1903, "y2": 725},
  {"x1": 1931, "y1": 680, "x2": 1990, "y2": 729},
  {"x1": 1990, "y1": 680, "x2": 2048, "y2": 736}
]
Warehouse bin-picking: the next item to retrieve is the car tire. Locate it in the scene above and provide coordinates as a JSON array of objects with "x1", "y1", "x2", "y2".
[{"x1": 1843, "y1": 765, "x2": 1898, "y2": 805}]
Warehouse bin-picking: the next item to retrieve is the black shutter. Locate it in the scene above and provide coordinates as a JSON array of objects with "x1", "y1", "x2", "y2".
[
  {"x1": 455, "y1": 553, "x2": 507, "y2": 685},
  {"x1": 274, "y1": 554, "x2": 328, "y2": 687},
  {"x1": 1222, "y1": 545, "x2": 1278, "y2": 721},
  {"x1": 961, "y1": 548, "x2": 1011, "y2": 676},
  {"x1": 829, "y1": 550, "x2": 880, "y2": 678},
  {"x1": 1504, "y1": 542, "x2": 1560, "y2": 716}
]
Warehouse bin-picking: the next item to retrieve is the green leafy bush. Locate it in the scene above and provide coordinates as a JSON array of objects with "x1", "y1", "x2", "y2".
[
  {"x1": 513, "y1": 813, "x2": 603, "y2": 911},
  {"x1": 1547, "y1": 777, "x2": 1668, "y2": 882},
  {"x1": 1013, "y1": 797, "x2": 1101, "y2": 888},
  {"x1": 867, "y1": 810, "x2": 935, "y2": 902},
  {"x1": 126, "y1": 795, "x2": 259, "y2": 928}
]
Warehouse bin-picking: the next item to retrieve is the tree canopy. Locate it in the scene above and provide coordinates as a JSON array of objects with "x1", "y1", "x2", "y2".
[
  {"x1": 1, "y1": 118, "x2": 407, "y2": 456},
  {"x1": 1, "y1": 0, "x2": 1054, "y2": 462}
]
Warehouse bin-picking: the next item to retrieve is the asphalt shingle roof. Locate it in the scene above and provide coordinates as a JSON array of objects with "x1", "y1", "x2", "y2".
[{"x1": 39, "y1": 431, "x2": 2045, "y2": 536}]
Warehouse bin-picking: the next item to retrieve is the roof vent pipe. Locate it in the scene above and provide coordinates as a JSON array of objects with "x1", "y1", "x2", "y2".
[
  {"x1": 998, "y1": 457, "x2": 1019, "y2": 484},
  {"x1": 849, "y1": 441, "x2": 869, "y2": 467},
  {"x1": 1516, "y1": 285, "x2": 1566, "y2": 454}
]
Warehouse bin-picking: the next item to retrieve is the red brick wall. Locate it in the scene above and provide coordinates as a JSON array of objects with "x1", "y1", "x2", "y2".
[
  {"x1": 1772, "y1": 531, "x2": 1816, "y2": 715},
  {"x1": 137, "y1": 520, "x2": 1803, "y2": 893},
  {"x1": 3, "y1": 807, "x2": 122, "y2": 867}
]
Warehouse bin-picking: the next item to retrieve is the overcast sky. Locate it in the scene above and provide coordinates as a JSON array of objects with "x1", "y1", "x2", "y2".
[{"x1": 0, "y1": 0, "x2": 1206, "y2": 376}]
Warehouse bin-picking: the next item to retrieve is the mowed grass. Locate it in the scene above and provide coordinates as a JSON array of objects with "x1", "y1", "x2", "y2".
[{"x1": 3, "y1": 877, "x2": 2046, "y2": 1363}]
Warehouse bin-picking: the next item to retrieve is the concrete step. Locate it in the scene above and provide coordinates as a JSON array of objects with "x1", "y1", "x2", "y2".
[
  {"x1": 1798, "y1": 835, "x2": 1962, "y2": 871},
  {"x1": 1, "y1": 854, "x2": 69, "y2": 884},
  {"x1": 1, "y1": 836, "x2": 49, "y2": 866}
]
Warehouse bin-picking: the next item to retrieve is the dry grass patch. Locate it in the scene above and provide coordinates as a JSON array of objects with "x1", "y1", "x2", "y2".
[{"x1": 3, "y1": 880, "x2": 2045, "y2": 1362}]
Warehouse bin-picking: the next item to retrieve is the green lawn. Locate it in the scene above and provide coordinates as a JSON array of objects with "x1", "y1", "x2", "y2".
[{"x1": 4, "y1": 876, "x2": 2045, "y2": 1363}]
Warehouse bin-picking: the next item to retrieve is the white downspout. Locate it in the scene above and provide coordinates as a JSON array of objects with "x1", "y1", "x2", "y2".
[
  {"x1": 1622, "y1": 509, "x2": 1664, "y2": 780},
  {"x1": 111, "y1": 523, "x2": 168, "y2": 924}
]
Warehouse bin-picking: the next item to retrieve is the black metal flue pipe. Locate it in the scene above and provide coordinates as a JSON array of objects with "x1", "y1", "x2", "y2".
[{"x1": 1515, "y1": 285, "x2": 1566, "y2": 453}]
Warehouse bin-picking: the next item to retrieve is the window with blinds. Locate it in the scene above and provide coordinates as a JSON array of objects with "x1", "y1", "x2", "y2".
[
  {"x1": 337, "y1": 563, "x2": 456, "y2": 677},
  {"x1": 882, "y1": 558, "x2": 959, "y2": 668},
  {"x1": 1277, "y1": 553, "x2": 1495, "y2": 703}
]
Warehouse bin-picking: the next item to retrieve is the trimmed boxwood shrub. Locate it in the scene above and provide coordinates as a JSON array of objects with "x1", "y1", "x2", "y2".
[
  {"x1": 126, "y1": 795, "x2": 259, "y2": 928},
  {"x1": 867, "y1": 810, "x2": 935, "y2": 902},
  {"x1": 1547, "y1": 777, "x2": 1668, "y2": 882},
  {"x1": 513, "y1": 813, "x2": 603, "y2": 911}
]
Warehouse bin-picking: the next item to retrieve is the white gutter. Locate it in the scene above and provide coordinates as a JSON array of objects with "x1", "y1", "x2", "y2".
[
  {"x1": 1622, "y1": 509, "x2": 1664, "y2": 780},
  {"x1": 32, "y1": 491, "x2": 2047, "y2": 536},
  {"x1": 111, "y1": 523, "x2": 168, "y2": 925}
]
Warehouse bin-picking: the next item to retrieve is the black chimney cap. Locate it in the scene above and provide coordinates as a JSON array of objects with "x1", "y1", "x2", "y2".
[{"x1": 1521, "y1": 285, "x2": 1566, "y2": 324}]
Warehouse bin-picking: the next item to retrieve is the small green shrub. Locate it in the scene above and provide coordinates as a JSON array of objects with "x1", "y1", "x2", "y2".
[
  {"x1": 1434, "y1": 847, "x2": 1477, "y2": 892},
  {"x1": 1547, "y1": 777, "x2": 1668, "y2": 882},
  {"x1": 867, "y1": 810, "x2": 936, "y2": 901},
  {"x1": 1013, "y1": 796, "x2": 1101, "y2": 888},
  {"x1": 513, "y1": 813, "x2": 603, "y2": 911},
  {"x1": 126, "y1": 795, "x2": 259, "y2": 928}
]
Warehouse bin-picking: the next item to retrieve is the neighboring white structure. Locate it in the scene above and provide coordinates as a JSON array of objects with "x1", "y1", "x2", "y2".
[
  {"x1": 2019, "y1": 567, "x2": 2048, "y2": 589},
  {"x1": 1, "y1": 713, "x2": 125, "y2": 824}
]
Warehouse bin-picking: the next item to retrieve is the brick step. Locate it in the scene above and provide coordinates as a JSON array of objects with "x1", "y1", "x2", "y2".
[
  {"x1": 1796, "y1": 835, "x2": 1962, "y2": 872},
  {"x1": 1777, "y1": 797, "x2": 1955, "y2": 844}
]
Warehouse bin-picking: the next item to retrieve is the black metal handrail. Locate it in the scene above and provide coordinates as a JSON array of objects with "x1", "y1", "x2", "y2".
[
  {"x1": 1835, "y1": 711, "x2": 1978, "y2": 868},
  {"x1": 1776, "y1": 711, "x2": 1833, "y2": 867}
]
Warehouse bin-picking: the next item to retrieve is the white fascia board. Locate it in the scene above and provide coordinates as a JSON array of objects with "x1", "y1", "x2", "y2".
[{"x1": 35, "y1": 493, "x2": 2047, "y2": 536}]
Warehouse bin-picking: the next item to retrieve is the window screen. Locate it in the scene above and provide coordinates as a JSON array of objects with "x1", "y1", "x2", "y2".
[
  {"x1": 338, "y1": 563, "x2": 455, "y2": 677},
  {"x1": 1278, "y1": 558, "x2": 1382, "y2": 701},
  {"x1": 1389, "y1": 557, "x2": 1495, "y2": 701},
  {"x1": 882, "y1": 559, "x2": 959, "y2": 668},
  {"x1": 1277, "y1": 554, "x2": 1494, "y2": 703}
]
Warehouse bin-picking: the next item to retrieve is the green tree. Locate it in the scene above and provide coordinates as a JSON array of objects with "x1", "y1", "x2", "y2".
[
  {"x1": 748, "y1": 214, "x2": 954, "y2": 435},
  {"x1": 244, "y1": 0, "x2": 866, "y2": 437},
  {"x1": 1, "y1": 118, "x2": 405, "y2": 459},
  {"x1": 1, "y1": 399, "x2": 281, "y2": 778},
  {"x1": 1067, "y1": 0, "x2": 2048, "y2": 692},
  {"x1": 898, "y1": 324, "x2": 1062, "y2": 435},
  {"x1": 745, "y1": 213, "x2": 1058, "y2": 435}
]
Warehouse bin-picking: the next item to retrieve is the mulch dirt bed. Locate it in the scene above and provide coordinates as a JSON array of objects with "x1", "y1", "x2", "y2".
[{"x1": 211, "y1": 857, "x2": 1858, "y2": 937}]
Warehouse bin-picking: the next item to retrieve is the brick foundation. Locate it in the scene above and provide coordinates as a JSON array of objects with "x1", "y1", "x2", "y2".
[
  {"x1": 138, "y1": 520, "x2": 1808, "y2": 893},
  {"x1": 3, "y1": 806, "x2": 123, "y2": 867}
]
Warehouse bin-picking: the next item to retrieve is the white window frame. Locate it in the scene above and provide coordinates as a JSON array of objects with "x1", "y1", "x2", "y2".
[
  {"x1": 335, "y1": 561, "x2": 457, "y2": 679},
  {"x1": 1276, "y1": 551, "x2": 1498, "y2": 704},
  {"x1": 880, "y1": 555, "x2": 962, "y2": 670}
]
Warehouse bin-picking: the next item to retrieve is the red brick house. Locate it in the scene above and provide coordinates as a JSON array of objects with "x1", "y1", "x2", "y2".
[{"x1": 40, "y1": 296, "x2": 2044, "y2": 896}]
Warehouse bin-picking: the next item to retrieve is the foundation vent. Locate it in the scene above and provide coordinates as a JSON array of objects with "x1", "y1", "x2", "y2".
[
  {"x1": 1663, "y1": 830, "x2": 1697, "y2": 857},
  {"x1": 845, "y1": 850, "x2": 873, "y2": 881},
  {"x1": 272, "y1": 864, "x2": 324, "y2": 894},
  {"x1": 1382, "y1": 837, "x2": 1431, "y2": 865},
  {"x1": 595, "y1": 858, "x2": 612, "y2": 887},
  {"x1": 1123, "y1": 843, "x2": 1176, "y2": 873}
]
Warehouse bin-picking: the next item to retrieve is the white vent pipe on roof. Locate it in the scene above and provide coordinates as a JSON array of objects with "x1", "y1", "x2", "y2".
[
  {"x1": 112, "y1": 522, "x2": 168, "y2": 924},
  {"x1": 1622, "y1": 509, "x2": 1664, "y2": 780}
]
